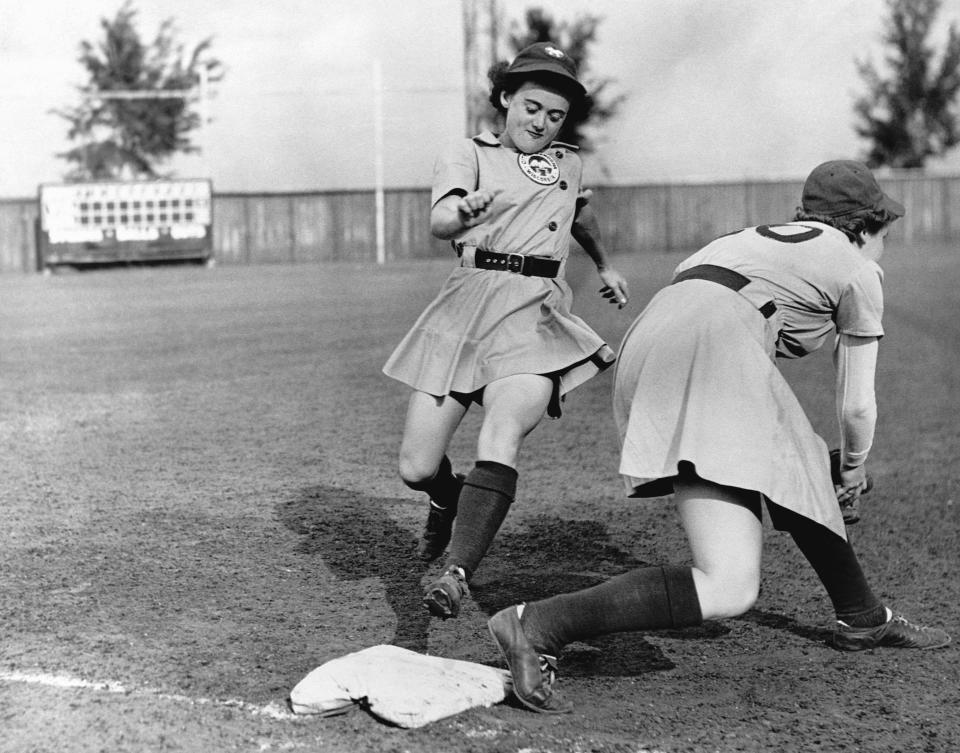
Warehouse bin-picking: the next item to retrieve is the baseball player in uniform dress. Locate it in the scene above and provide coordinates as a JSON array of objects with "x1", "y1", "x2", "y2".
[
  {"x1": 486, "y1": 161, "x2": 950, "y2": 714},
  {"x1": 382, "y1": 43, "x2": 630, "y2": 619}
]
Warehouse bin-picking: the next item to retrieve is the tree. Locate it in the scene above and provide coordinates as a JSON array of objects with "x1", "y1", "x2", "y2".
[
  {"x1": 468, "y1": 5, "x2": 624, "y2": 152},
  {"x1": 52, "y1": 1, "x2": 224, "y2": 181},
  {"x1": 854, "y1": 0, "x2": 960, "y2": 169}
]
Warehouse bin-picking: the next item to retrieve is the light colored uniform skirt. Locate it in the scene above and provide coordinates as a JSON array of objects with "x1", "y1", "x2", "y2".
[
  {"x1": 383, "y1": 266, "x2": 614, "y2": 407},
  {"x1": 613, "y1": 279, "x2": 845, "y2": 539}
]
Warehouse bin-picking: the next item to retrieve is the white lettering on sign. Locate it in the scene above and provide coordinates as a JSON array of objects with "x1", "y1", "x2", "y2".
[
  {"x1": 116, "y1": 227, "x2": 160, "y2": 242},
  {"x1": 170, "y1": 225, "x2": 207, "y2": 240}
]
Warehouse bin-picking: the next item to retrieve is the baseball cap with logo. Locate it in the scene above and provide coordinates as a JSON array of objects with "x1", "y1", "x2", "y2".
[
  {"x1": 801, "y1": 160, "x2": 905, "y2": 218},
  {"x1": 504, "y1": 42, "x2": 587, "y2": 99}
]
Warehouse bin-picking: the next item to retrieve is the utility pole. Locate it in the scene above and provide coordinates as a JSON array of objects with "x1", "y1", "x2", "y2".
[
  {"x1": 463, "y1": 0, "x2": 477, "y2": 136},
  {"x1": 373, "y1": 58, "x2": 386, "y2": 266},
  {"x1": 462, "y1": 0, "x2": 500, "y2": 136}
]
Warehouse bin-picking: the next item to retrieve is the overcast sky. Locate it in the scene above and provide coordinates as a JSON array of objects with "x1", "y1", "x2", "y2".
[{"x1": 4, "y1": 0, "x2": 960, "y2": 198}]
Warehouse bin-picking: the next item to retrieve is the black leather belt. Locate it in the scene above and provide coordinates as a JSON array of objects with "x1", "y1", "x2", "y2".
[
  {"x1": 672, "y1": 264, "x2": 777, "y2": 319},
  {"x1": 474, "y1": 250, "x2": 560, "y2": 278},
  {"x1": 455, "y1": 242, "x2": 560, "y2": 278}
]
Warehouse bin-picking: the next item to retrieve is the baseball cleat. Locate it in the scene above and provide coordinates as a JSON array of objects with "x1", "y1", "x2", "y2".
[
  {"x1": 416, "y1": 473, "x2": 465, "y2": 562},
  {"x1": 488, "y1": 606, "x2": 572, "y2": 714},
  {"x1": 422, "y1": 565, "x2": 469, "y2": 619},
  {"x1": 832, "y1": 612, "x2": 951, "y2": 651}
]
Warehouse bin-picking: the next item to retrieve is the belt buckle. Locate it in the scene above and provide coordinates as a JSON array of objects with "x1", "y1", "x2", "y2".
[{"x1": 507, "y1": 253, "x2": 525, "y2": 274}]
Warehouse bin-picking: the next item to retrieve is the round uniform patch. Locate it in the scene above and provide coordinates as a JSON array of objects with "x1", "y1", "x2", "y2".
[{"x1": 518, "y1": 152, "x2": 560, "y2": 185}]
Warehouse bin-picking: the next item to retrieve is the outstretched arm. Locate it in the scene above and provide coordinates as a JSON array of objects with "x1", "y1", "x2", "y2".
[
  {"x1": 571, "y1": 198, "x2": 630, "y2": 308},
  {"x1": 833, "y1": 333, "x2": 879, "y2": 503}
]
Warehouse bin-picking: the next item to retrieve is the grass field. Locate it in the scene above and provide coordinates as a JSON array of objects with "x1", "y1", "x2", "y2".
[{"x1": 1, "y1": 240, "x2": 958, "y2": 753}]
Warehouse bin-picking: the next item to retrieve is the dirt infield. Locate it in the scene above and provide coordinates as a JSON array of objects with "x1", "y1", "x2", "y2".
[{"x1": 1, "y1": 245, "x2": 957, "y2": 753}]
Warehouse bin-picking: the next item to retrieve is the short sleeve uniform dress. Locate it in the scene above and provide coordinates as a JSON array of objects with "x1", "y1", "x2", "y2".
[
  {"x1": 613, "y1": 222, "x2": 885, "y2": 539},
  {"x1": 383, "y1": 131, "x2": 615, "y2": 413}
]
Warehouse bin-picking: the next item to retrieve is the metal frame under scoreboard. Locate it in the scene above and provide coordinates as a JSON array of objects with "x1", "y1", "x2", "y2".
[{"x1": 37, "y1": 179, "x2": 213, "y2": 270}]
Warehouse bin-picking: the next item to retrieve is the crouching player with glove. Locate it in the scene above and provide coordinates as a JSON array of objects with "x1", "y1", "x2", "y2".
[{"x1": 487, "y1": 160, "x2": 950, "y2": 715}]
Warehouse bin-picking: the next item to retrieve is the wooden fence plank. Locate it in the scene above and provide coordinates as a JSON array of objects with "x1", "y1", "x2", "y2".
[
  {"x1": 1, "y1": 177, "x2": 957, "y2": 273},
  {"x1": 0, "y1": 200, "x2": 39, "y2": 272}
]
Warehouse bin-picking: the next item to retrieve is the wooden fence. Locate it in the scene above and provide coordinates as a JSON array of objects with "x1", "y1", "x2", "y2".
[{"x1": 2, "y1": 174, "x2": 957, "y2": 273}]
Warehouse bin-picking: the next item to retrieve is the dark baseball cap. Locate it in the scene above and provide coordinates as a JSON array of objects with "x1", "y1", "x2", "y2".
[
  {"x1": 505, "y1": 42, "x2": 586, "y2": 99},
  {"x1": 801, "y1": 160, "x2": 905, "y2": 218}
]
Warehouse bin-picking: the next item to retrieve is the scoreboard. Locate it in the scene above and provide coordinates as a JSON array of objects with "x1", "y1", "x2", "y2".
[{"x1": 37, "y1": 179, "x2": 213, "y2": 270}]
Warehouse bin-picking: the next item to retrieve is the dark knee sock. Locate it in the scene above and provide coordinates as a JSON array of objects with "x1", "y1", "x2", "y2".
[
  {"x1": 777, "y1": 506, "x2": 886, "y2": 627},
  {"x1": 405, "y1": 455, "x2": 461, "y2": 511},
  {"x1": 522, "y1": 566, "x2": 703, "y2": 655},
  {"x1": 444, "y1": 460, "x2": 517, "y2": 579}
]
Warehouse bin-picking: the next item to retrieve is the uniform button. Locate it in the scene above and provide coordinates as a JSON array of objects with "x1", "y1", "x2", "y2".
[
  {"x1": 555, "y1": 151, "x2": 563, "y2": 159},
  {"x1": 559, "y1": 181, "x2": 568, "y2": 190},
  {"x1": 548, "y1": 221, "x2": 558, "y2": 231}
]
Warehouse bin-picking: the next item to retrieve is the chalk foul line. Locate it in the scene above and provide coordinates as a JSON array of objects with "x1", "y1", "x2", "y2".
[{"x1": 0, "y1": 669, "x2": 299, "y2": 721}]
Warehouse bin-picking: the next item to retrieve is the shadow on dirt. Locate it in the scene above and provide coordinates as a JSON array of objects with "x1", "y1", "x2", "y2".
[
  {"x1": 277, "y1": 485, "x2": 435, "y2": 652},
  {"x1": 735, "y1": 608, "x2": 833, "y2": 644},
  {"x1": 277, "y1": 486, "x2": 821, "y2": 677}
]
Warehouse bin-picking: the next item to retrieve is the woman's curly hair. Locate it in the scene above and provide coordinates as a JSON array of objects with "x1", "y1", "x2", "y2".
[
  {"x1": 792, "y1": 206, "x2": 898, "y2": 246},
  {"x1": 486, "y1": 61, "x2": 593, "y2": 130}
]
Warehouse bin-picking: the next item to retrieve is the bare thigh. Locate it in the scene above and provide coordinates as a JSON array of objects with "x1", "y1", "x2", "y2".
[{"x1": 398, "y1": 390, "x2": 469, "y2": 483}]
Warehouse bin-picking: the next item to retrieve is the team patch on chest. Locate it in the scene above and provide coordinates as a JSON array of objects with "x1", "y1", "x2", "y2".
[{"x1": 517, "y1": 152, "x2": 560, "y2": 185}]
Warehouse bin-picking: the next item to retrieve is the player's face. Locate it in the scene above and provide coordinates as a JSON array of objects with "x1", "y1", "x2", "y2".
[
  {"x1": 859, "y1": 224, "x2": 890, "y2": 261},
  {"x1": 499, "y1": 82, "x2": 570, "y2": 154}
]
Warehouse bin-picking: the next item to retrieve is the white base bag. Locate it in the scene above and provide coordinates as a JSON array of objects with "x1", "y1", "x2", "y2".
[{"x1": 289, "y1": 644, "x2": 512, "y2": 728}]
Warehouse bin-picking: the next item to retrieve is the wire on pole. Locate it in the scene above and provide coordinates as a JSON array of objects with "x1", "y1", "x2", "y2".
[{"x1": 83, "y1": 89, "x2": 195, "y2": 100}]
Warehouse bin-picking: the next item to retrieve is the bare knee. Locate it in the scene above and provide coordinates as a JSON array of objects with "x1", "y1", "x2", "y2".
[
  {"x1": 476, "y1": 433, "x2": 521, "y2": 467},
  {"x1": 694, "y1": 570, "x2": 760, "y2": 619},
  {"x1": 398, "y1": 449, "x2": 440, "y2": 488},
  {"x1": 476, "y1": 415, "x2": 529, "y2": 467},
  {"x1": 716, "y1": 580, "x2": 760, "y2": 618}
]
